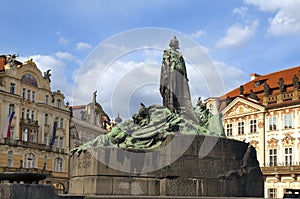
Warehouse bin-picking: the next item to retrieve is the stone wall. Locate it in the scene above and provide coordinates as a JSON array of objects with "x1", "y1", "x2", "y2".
[
  {"x1": 0, "y1": 184, "x2": 84, "y2": 199},
  {"x1": 69, "y1": 135, "x2": 264, "y2": 197}
]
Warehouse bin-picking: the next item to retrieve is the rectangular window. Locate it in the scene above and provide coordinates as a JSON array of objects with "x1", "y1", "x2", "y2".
[
  {"x1": 226, "y1": 124, "x2": 233, "y2": 136},
  {"x1": 269, "y1": 149, "x2": 277, "y2": 166},
  {"x1": 45, "y1": 114, "x2": 48, "y2": 125},
  {"x1": 59, "y1": 137, "x2": 63, "y2": 149},
  {"x1": 32, "y1": 91, "x2": 35, "y2": 102},
  {"x1": 44, "y1": 133, "x2": 48, "y2": 145},
  {"x1": 57, "y1": 99, "x2": 61, "y2": 108},
  {"x1": 10, "y1": 83, "x2": 15, "y2": 94},
  {"x1": 238, "y1": 122, "x2": 244, "y2": 135},
  {"x1": 27, "y1": 90, "x2": 31, "y2": 100},
  {"x1": 284, "y1": 114, "x2": 293, "y2": 129},
  {"x1": 9, "y1": 104, "x2": 15, "y2": 115},
  {"x1": 54, "y1": 137, "x2": 58, "y2": 148},
  {"x1": 269, "y1": 116, "x2": 277, "y2": 131},
  {"x1": 59, "y1": 118, "x2": 64, "y2": 129},
  {"x1": 22, "y1": 88, "x2": 26, "y2": 99},
  {"x1": 21, "y1": 108, "x2": 25, "y2": 119},
  {"x1": 22, "y1": 128, "x2": 28, "y2": 142},
  {"x1": 250, "y1": 119, "x2": 257, "y2": 133},
  {"x1": 31, "y1": 110, "x2": 35, "y2": 121},
  {"x1": 268, "y1": 188, "x2": 277, "y2": 198},
  {"x1": 28, "y1": 130, "x2": 37, "y2": 143},
  {"x1": 26, "y1": 109, "x2": 30, "y2": 119},
  {"x1": 45, "y1": 95, "x2": 49, "y2": 104},
  {"x1": 284, "y1": 147, "x2": 292, "y2": 166}
]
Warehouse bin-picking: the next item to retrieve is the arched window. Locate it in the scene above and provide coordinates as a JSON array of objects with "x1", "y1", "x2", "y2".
[
  {"x1": 21, "y1": 74, "x2": 38, "y2": 87},
  {"x1": 54, "y1": 157, "x2": 64, "y2": 172},
  {"x1": 24, "y1": 153, "x2": 37, "y2": 168},
  {"x1": 7, "y1": 150, "x2": 14, "y2": 167}
]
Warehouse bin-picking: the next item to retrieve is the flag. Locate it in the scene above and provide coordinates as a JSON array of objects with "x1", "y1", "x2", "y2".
[
  {"x1": 50, "y1": 121, "x2": 58, "y2": 146},
  {"x1": 3, "y1": 111, "x2": 15, "y2": 138}
]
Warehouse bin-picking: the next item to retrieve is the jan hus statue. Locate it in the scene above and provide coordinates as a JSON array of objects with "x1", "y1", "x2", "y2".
[{"x1": 159, "y1": 36, "x2": 198, "y2": 123}]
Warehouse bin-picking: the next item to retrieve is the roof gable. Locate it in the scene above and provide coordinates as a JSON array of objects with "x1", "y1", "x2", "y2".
[{"x1": 222, "y1": 96, "x2": 265, "y2": 117}]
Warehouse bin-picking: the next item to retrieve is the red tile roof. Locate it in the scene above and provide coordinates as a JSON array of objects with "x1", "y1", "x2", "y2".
[{"x1": 219, "y1": 65, "x2": 300, "y2": 110}]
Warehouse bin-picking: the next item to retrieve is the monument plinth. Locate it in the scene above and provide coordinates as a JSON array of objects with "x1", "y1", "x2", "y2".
[
  {"x1": 69, "y1": 36, "x2": 264, "y2": 197},
  {"x1": 69, "y1": 134, "x2": 263, "y2": 197}
]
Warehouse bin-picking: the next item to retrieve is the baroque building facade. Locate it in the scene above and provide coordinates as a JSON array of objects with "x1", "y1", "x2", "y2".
[
  {"x1": 70, "y1": 91, "x2": 109, "y2": 149},
  {"x1": 211, "y1": 66, "x2": 300, "y2": 198},
  {"x1": 0, "y1": 55, "x2": 70, "y2": 194}
]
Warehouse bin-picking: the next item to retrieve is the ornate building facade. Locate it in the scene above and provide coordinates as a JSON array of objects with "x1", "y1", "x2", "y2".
[
  {"x1": 213, "y1": 66, "x2": 300, "y2": 198},
  {"x1": 70, "y1": 91, "x2": 109, "y2": 149},
  {"x1": 0, "y1": 55, "x2": 70, "y2": 194}
]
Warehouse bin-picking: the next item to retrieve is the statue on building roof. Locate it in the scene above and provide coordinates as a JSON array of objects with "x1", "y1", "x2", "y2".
[
  {"x1": 43, "y1": 69, "x2": 52, "y2": 82},
  {"x1": 239, "y1": 85, "x2": 244, "y2": 95},
  {"x1": 293, "y1": 75, "x2": 299, "y2": 90},
  {"x1": 93, "y1": 90, "x2": 97, "y2": 103},
  {"x1": 278, "y1": 78, "x2": 285, "y2": 93},
  {"x1": 249, "y1": 89, "x2": 258, "y2": 101},
  {"x1": 264, "y1": 82, "x2": 271, "y2": 96}
]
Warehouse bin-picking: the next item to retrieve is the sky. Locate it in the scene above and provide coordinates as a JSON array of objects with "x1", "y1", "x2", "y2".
[{"x1": 1, "y1": 0, "x2": 300, "y2": 120}]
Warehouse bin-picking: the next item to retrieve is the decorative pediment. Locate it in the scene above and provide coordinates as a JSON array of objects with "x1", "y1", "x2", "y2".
[
  {"x1": 282, "y1": 134, "x2": 295, "y2": 147},
  {"x1": 222, "y1": 97, "x2": 264, "y2": 117},
  {"x1": 267, "y1": 138, "x2": 279, "y2": 148}
]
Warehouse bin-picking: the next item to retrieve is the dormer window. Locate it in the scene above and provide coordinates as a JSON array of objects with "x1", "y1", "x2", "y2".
[
  {"x1": 57, "y1": 99, "x2": 61, "y2": 108},
  {"x1": 254, "y1": 79, "x2": 268, "y2": 88}
]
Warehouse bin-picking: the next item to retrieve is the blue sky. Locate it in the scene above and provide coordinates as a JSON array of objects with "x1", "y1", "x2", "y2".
[{"x1": 1, "y1": 0, "x2": 300, "y2": 119}]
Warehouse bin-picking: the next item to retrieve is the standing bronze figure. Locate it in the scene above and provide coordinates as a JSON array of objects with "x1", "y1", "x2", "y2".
[{"x1": 159, "y1": 36, "x2": 198, "y2": 123}]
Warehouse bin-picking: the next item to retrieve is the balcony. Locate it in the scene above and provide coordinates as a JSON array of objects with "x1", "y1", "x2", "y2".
[
  {"x1": 21, "y1": 118, "x2": 38, "y2": 125},
  {"x1": 4, "y1": 139, "x2": 67, "y2": 154},
  {"x1": 2, "y1": 167, "x2": 52, "y2": 176}
]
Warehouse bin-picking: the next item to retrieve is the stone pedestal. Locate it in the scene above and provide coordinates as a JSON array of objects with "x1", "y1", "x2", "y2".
[{"x1": 69, "y1": 135, "x2": 264, "y2": 197}]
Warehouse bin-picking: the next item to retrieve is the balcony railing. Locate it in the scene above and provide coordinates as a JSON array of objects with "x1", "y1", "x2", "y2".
[
  {"x1": 261, "y1": 164, "x2": 300, "y2": 179},
  {"x1": 21, "y1": 118, "x2": 39, "y2": 126},
  {"x1": 3, "y1": 139, "x2": 68, "y2": 154},
  {"x1": 2, "y1": 167, "x2": 52, "y2": 176}
]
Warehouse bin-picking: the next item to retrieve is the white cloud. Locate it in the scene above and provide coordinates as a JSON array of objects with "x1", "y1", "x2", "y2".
[
  {"x1": 268, "y1": 10, "x2": 300, "y2": 36},
  {"x1": 55, "y1": 51, "x2": 82, "y2": 65},
  {"x1": 191, "y1": 30, "x2": 205, "y2": 39},
  {"x1": 216, "y1": 20, "x2": 259, "y2": 49},
  {"x1": 72, "y1": 51, "x2": 247, "y2": 119},
  {"x1": 58, "y1": 37, "x2": 69, "y2": 46},
  {"x1": 75, "y1": 42, "x2": 93, "y2": 50},
  {"x1": 55, "y1": 51, "x2": 75, "y2": 61},
  {"x1": 233, "y1": 6, "x2": 248, "y2": 18},
  {"x1": 214, "y1": 61, "x2": 248, "y2": 92},
  {"x1": 244, "y1": 0, "x2": 300, "y2": 35}
]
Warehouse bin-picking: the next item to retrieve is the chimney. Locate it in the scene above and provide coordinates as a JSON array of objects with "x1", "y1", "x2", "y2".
[
  {"x1": 250, "y1": 73, "x2": 261, "y2": 81},
  {"x1": 0, "y1": 55, "x2": 6, "y2": 71}
]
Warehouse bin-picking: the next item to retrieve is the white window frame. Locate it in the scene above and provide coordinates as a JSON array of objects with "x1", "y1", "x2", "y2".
[
  {"x1": 269, "y1": 116, "x2": 277, "y2": 131},
  {"x1": 250, "y1": 119, "x2": 257, "y2": 133},
  {"x1": 284, "y1": 114, "x2": 293, "y2": 129},
  {"x1": 226, "y1": 123, "x2": 233, "y2": 136},
  {"x1": 284, "y1": 147, "x2": 293, "y2": 166},
  {"x1": 238, "y1": 121, "x2": 244, "y2": 135}
]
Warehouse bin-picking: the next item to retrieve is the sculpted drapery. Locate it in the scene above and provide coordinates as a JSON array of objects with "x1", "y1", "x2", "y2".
[{"x1": 159, "y1": 36, "x2": 198, "y2": 123}]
